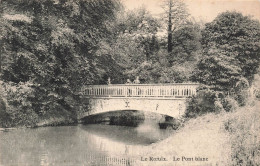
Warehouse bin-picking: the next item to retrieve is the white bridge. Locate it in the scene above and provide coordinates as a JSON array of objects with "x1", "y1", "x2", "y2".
[{"x1": 81, "y1": 83, "x2": 199, "y2": 118}]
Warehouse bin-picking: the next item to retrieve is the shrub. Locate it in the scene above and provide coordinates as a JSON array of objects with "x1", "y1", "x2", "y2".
[
  {"x1": 0, "y1": 81, "x2": 39, "y2": 127},
  {"x1": 0, "y1": 97, "x2": 10, "y2": 127},
  {"x1": 233, "y1": 78, "x2": 250, "y2": 106},
  {"x1": 185, "y1": 86, "x2": 223, "y2": 118},
  {"x1": 221, "y1": 96, "x2": 239, "y2": 112},
  {"x1": 233, "y1": 90, "x2": 249, "y2": 106}
]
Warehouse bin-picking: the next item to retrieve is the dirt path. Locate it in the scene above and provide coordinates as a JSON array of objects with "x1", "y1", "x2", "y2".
[{"x1": 136, "y1": 113, "x2": 231, "y2": 166}]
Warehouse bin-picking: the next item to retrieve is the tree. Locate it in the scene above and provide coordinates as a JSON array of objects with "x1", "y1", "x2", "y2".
[
  {"x1": 168, "y1": 22, "x2": 202, "y2": 64},
  {"x1": 193, "y1": 11, "x2": 260, "y2": 92},
  {"x1": 0, "y1": 0, "x2": 121, "y2": 125},
  {"x1": 96, "y1": 7, "x2": 161, "y2": 83},
  {"x1": 161, "y1": 0, "x2": 190, "y2": 52},
  {"x1": 192, "y1": 47, "x2": 242, "y2": 91}
]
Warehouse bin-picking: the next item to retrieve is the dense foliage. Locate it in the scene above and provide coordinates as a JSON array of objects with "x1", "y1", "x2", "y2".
[
  {"x1": 1, "y1": 3, "x2": 260, "y2": 166},
  {"x1": 193, "y1": 12, "x2": 260, "y2": 92},
  {"x1": 185, "y1": 86, "x2": 223, "y2": 118},
  {"x1": 0, "y1": 0, "x2": 121, "y2": 127},
  {"x1": 0, "y1": 0, "x2": 260, "y2": 127}
]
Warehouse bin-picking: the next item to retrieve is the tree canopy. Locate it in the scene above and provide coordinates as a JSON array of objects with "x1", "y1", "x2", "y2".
[
  {"x1": 0, "y1": 0, "x2": 121, "y2": 126},
  {"x1": 1, "y1": 0, "x2": 260, "y2": 127},
  {"x1": 193, "y1": 11, "x2": 260, "y2": 91}
]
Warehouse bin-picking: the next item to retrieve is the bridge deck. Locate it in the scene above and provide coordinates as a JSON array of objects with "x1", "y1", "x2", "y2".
[{"x1": 82, "y1": 83, "x2": 199, "y2": 99}]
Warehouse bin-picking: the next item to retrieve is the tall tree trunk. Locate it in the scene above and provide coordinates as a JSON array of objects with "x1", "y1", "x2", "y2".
[
  {"x1": 0, "y1": 41, "x2": 2, "y2": 74},
  {"x1": 167, "y1": 0, "x2": 173, "y2": 53},
  {"x1": 0, "y1": 2, "x2": 3, "y2": 74}
]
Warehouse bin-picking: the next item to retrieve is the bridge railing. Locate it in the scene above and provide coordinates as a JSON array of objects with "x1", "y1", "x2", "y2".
[{"x1": 82, "y1": 83, "x2": 199, "y2": 98}]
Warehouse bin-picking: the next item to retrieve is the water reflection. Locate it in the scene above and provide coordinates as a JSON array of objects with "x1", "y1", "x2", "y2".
[{"x1": 0, "y1": 122, "x2": 173, "y2": 166}]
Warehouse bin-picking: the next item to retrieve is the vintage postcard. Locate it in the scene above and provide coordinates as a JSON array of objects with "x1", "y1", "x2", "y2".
[{"x1": 0, "y1": 0, "x2": 259, "y2": 165}]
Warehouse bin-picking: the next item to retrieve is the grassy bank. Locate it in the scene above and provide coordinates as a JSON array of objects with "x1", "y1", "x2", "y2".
[
  {"x1": 224, "y1": 100, "x2": 260, "y2": 165},
  {"x1": 135, "y1": 101, "x2": 259, "y2": 166}
]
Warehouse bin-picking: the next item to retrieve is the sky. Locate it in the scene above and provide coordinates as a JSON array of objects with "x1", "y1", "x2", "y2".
[{"x1": 122, "y1": 0, "x2": 260, "y2": 22}]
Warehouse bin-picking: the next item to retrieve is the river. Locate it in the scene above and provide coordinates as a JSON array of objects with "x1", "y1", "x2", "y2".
[{"x1": 0, "y1": 121, "x2": 173, "y2": 166}]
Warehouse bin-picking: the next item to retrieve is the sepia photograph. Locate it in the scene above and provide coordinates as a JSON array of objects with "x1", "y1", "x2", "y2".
[{"x1": 0, "y1": 0, "x2": 260, "y2": 165}]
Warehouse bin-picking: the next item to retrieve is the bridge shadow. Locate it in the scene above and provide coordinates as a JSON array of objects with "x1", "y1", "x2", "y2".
[
  {"x1": 81, "y1": 110, "x2": 181, "y2": 130},
  {"x1": 81, "y1": 110, "x2": 145, "y2": 127}
]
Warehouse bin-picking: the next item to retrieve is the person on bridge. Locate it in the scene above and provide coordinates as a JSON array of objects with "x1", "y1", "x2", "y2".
[
  {"x1": 133, "y1": 76, "x2": 140, "y2": 84},
  {"x1": 125, "y1": 79, "x2": 132, "y2": 84},
  {"x1": 107, "y1": 77, "x2": 111, "y2": 85}
]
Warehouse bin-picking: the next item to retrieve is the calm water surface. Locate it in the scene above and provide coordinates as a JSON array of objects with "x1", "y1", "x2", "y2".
[{"x1": 0, "y1": 121, "x2": 173, "y2": 166}]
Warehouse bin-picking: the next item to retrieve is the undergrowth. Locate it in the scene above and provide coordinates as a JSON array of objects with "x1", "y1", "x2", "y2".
[{"x1": 224, "y1": 101, "x2": 260, "y2": 166}]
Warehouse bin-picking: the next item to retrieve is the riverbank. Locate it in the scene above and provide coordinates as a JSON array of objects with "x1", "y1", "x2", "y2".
[{"x1": 136, "y1": 101, "x2": 259, "y2": 166}]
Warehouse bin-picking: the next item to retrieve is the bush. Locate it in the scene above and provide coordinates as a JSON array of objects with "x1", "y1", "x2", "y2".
[
  {"x1": 185, "y1": 86, "x2": 223, "y2": 118},
  {"x1": 233, "y1": 90, "x2": 249, "y2": 106},
  {"x1": 0, "y1": 79, "x2": 85, "y2": 127},
  {"x1": 0, "y1": 81, "x2": 39, "y2": 127},
  {"x1": 0, "y1": 97, "x2": 10, "y2": 127},
  {"x1": 221, "y1": 96, "x2": 239, "y2": 112},
  {"x1": 232, "y1": 78, "x2": 250, "y2": 106}
]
